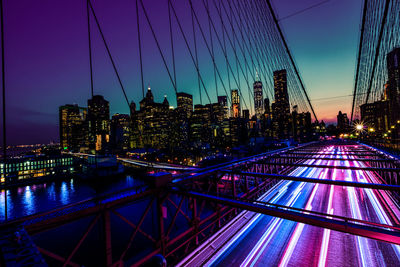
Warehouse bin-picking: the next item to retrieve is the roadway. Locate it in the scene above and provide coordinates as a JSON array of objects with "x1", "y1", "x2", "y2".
[
  {"x1": 179, "y1": 144, "x2": 400, "y2": 266},
  {"x1": 67, "y1": 151, "x2": 196, "y2": 171}
]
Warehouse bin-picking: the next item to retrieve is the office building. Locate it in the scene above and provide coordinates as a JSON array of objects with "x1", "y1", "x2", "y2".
[
  {"x1": 111, "y1": 113, "x2": 130, "y2": 151},
  {"x1": 253, "y1": 80, "x2": 264, "y2": 119},
  {"x1": 137, "y1": 87, "x2": 172, "y2": 149},
  {"x1": 88, "y1": 95, "x2": 110, "y2": 153},
  {"x1": 218, "y1": 95, "x2": 229, "y2": 119},
  {"x1": 337, "y1": 111, "x2": 350, "y2": 133},
  {"x1": 272, "y1": 70, "x2": 291, "y2": 139},
  {"x1": 231, "y1": 89, "x2": 240, "y2": 118},
  {"x1": 387, "y1": 47, "x2": 400, "y2": 126},
  {"x1": 59, "y1": 104, "x2": 88, "y2": 152},
  {"x1": 177, "y1": 92, "x2": 193, "y2": 119}
]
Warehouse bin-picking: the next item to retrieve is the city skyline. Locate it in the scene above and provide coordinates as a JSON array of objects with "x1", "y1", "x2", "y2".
[
  {"x1": 1, "y1": 1, "x2": 400, "y2": 266},
  {"x1": 0, "y1": 0, "x2": 362, "y2": 145}
]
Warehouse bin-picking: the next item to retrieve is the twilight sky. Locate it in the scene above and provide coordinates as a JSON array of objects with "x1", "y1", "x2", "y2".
[{"x1": 1, "y1": 0, "x2": 363, "y2": 145}]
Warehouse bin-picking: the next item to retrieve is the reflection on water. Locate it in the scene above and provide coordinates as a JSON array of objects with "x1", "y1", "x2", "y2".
[
  {"x1": 22, "y1": 186, "x2": 34, "y2": 215},
  {"x1": 60, "y1": 182, "x2": 68, "y2": 205},
  {"x1": 0, "y1": 175, "x2": 142, "y2": 221}
]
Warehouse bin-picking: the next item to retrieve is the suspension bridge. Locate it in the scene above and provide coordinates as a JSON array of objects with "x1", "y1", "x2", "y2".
[{"x1": 0, "y1": 0, "x2": 399, "y2": 266}]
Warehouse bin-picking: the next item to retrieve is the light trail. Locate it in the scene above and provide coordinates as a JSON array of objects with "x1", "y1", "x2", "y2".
[
  {"x1": 194, "y1": 145, "x2": 400, "y2": 267},
  {"x1": 316, "y1": 146, "x2": 337, "y2": 267},
  {"x1": 279, "y1": 148, "x2": 331, "y2": 267},
  {"x1": 353, "y1": 159, "x2": 400, "y2": 261},
  {"x1": 343, "y1": 148, "x2": 370, "y2": 267}
]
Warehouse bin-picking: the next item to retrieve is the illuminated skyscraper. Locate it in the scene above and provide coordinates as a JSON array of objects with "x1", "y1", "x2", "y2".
[
  {"x1": 253, "y1": 79, "x2": 263, "y2": 119},
  {"x1": 272, "y1": 70, "x2": 291, "y2": 139},
  {"x1": 190, "y1": 104, "x2": 211, "y2": 145},
  {"x1": 88, "y1": 95, "x2": 110, "y2": 153},
  {"x1": 218, "y1": 95, "x2": 229, "y2": 119},
  {"x1": 137, "y1": 87, "x2": 171, "y2": 149},
  {"x1": 111, "y1": 113, "x2": 130, "y2": 151},
  {"x1": 231, "y1": 89, "x2": 240, "y2": 118},
  {"x1": 387, "y1": 47, "x2": 400, "y2": 126},
  {"x1": 273, "y1": 70, "x2": 290, "y2": 115},
  {"x1": 177, "y1": 92, "x2": 193, "y2": 119},
  {"x1": 59, "y1": 104, "x2": 88, "y2": 152}
]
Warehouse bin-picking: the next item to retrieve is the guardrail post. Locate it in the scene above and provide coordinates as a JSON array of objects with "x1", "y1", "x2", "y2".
[
  {"x1": 104, "y1": 210, "x2": 112, "y2": 266},
  {"x1": 191, "y1": 198, "x2": 199, "y2": 245},
  {"x1": 157, "y1": 195, "x2": 166, "y2": 255}
]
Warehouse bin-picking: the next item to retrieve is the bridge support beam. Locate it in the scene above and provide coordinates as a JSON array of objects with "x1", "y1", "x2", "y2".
[{"x1": 178, "y1": 190, "x2": 400, "y2": 245}]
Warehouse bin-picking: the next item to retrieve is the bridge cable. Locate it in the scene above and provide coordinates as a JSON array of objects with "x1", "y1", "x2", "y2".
[
  {"x1": 364, "y1": 0, "x2": 390, "y2": 105},
  {"x1": 167, "y1": 0, "x2": 177, "y2": 96},
  {"x1": 190, "y1": 3, "x2": 202, "y2": 104},
  {"x1": 136, "y1": 0, "x2": 145, "y2": 98},
  {"x1": 86, "y1": 0, "x2": 94, "y2": 98},
  {"x1": 138, "y1": 0, "x2": 178, "y2": 94},
  {"x1": 87, "y1": 0, "x2": 130, "y2": 107},
  {"x1": 265, "y1": 0, "x2": 318, "y2": 121},
  {"x1": 168, "y1": 0, "x2": 212, "y2": 104},
  {"x1": 0, "y1": 0, "x2": 7, "y2": 221}
]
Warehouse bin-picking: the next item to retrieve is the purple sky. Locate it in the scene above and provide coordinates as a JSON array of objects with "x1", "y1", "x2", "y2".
[{"x1": 0, "y1": 0, "x2": 363, "y2": 145}]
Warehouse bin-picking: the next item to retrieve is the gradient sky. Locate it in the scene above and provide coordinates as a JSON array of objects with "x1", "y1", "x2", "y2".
[{"x1": 0, "y1": 0, "x2": 363, "y2": 145}]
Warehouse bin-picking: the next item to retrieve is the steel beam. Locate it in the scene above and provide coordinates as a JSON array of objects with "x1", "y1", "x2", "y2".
[
  {"x1": 255, "y1": 161, "x2": 398, "y2": 172},
  {"x1": 225, "y1": 171, "x2": 400, "y2": 191},
  {"x1": 271, "y1": 155, "x2": 396, "y2": 162},
  {"x1": 284, "y1": 152, "x2": 380, "y2": 156},
  {"x1": 178, "y1": 190, "x2": 400, "y2": 245}
]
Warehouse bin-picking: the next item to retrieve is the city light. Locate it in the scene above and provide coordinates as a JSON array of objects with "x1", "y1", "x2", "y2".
[{"x1": 355, "y1": 124, "x2": 363, "y2": 131}]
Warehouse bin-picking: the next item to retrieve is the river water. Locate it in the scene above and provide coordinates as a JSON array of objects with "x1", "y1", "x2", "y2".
[{"x1": 0, "y1": 175, "x2": 143, "y2": 221}]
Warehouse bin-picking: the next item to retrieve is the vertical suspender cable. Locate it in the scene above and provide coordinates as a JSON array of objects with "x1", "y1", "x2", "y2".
[
  {"x1": 168, "y1": 0, "x2": 177, "y2": 95},
  {"x1": 139, "y1": 0, "x2": 177, "y2": 93},
  {"x1": 136, "y1": 0, "x2": 145, "y2": 98},
  {"x1": 0, "y1": 0, "x2": 6, "y2": 221},
  {"x1": 88, "y1": 0, "x2": 130, "y2": 107},
  {"x1": 265, "y1": 0, "x2": 318, "y2": 123},
  {"x1": 87, "y1": 0, "x2": 94, "y2": 98},
  {"x1": 190, "y1": 3, "x2": 202, "y2": 104},
  {"x1": 364, "y1": 0, "x2": 390, "y2": 105},
  {"x1": 206, "y1": 0, "x2": 218, "y2": 99},
  {"x1": 351, "y1": 0, "x2": 368, "y2": 123}
]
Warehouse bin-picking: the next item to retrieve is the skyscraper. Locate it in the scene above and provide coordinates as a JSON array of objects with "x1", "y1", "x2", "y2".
[
  {"x1": 231, "y1": 89, "x2": 240, "y2": 118},
  {"x1": 273, "y1": 70, "x2": 290, "y2": 115},
  {"x1": 253, "y1": 80, "x2": 263, "y2": 119},
  {"x1": 264, "y1": 98, "x2": 271, "y2": 116},
  {"x1": 272, "y1": 69, "x2": 291, "y2": 139},
  {"x1": 218, "y1": 95, "x2": 229, "y2": 119},
  {"x1": 88, "y1": 95, "x2": 110, "y2": 153},
  {"x1": 337, "y1": 111, "x2": 350, "y2": 133},
  {"x1": 387, "y1": 47, "x2": 400, "y2": 126},
  {"x1": 176, "y1": 92, "x2": 193, "y2": 119},
  {"x1": 137, "y1": 87, "x2": 171, "y2": 149},
  {"x1": 190, "y1": 104, "x2": 211, "y2": 145},
  {"x1": 111, "y1": 113, "x2": 130, "y2": 151},
  {"x1": 242, "y1": 109, "x2": 250, "y2": 120},
  {"x1": 59, "y1": 104, "x2": 88, "y2": 152}
]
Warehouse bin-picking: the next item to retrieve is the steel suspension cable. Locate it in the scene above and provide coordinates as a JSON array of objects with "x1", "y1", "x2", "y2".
[{"x1": 87, "y1": 0, "x2": 130, "y2": 107}]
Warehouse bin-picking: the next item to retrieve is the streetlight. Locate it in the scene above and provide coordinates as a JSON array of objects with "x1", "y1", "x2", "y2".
[{"x1": 356, "y1": 124, "x2": 363, "y2": 131}]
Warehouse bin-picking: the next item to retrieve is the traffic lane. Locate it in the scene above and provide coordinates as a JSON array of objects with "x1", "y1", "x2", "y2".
[
  {"x1": 212, "y1": 166, "x2": 325, "y2": 266},
  {"x1": 210, "y1": 181, "x2": 312, "y2": 266},
  {"x1": 246, "y1": 159, "x2": 333, "y2": 266},
  {"x1": 210, "y1": 148, "x2": 337, "y2": 266}
]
